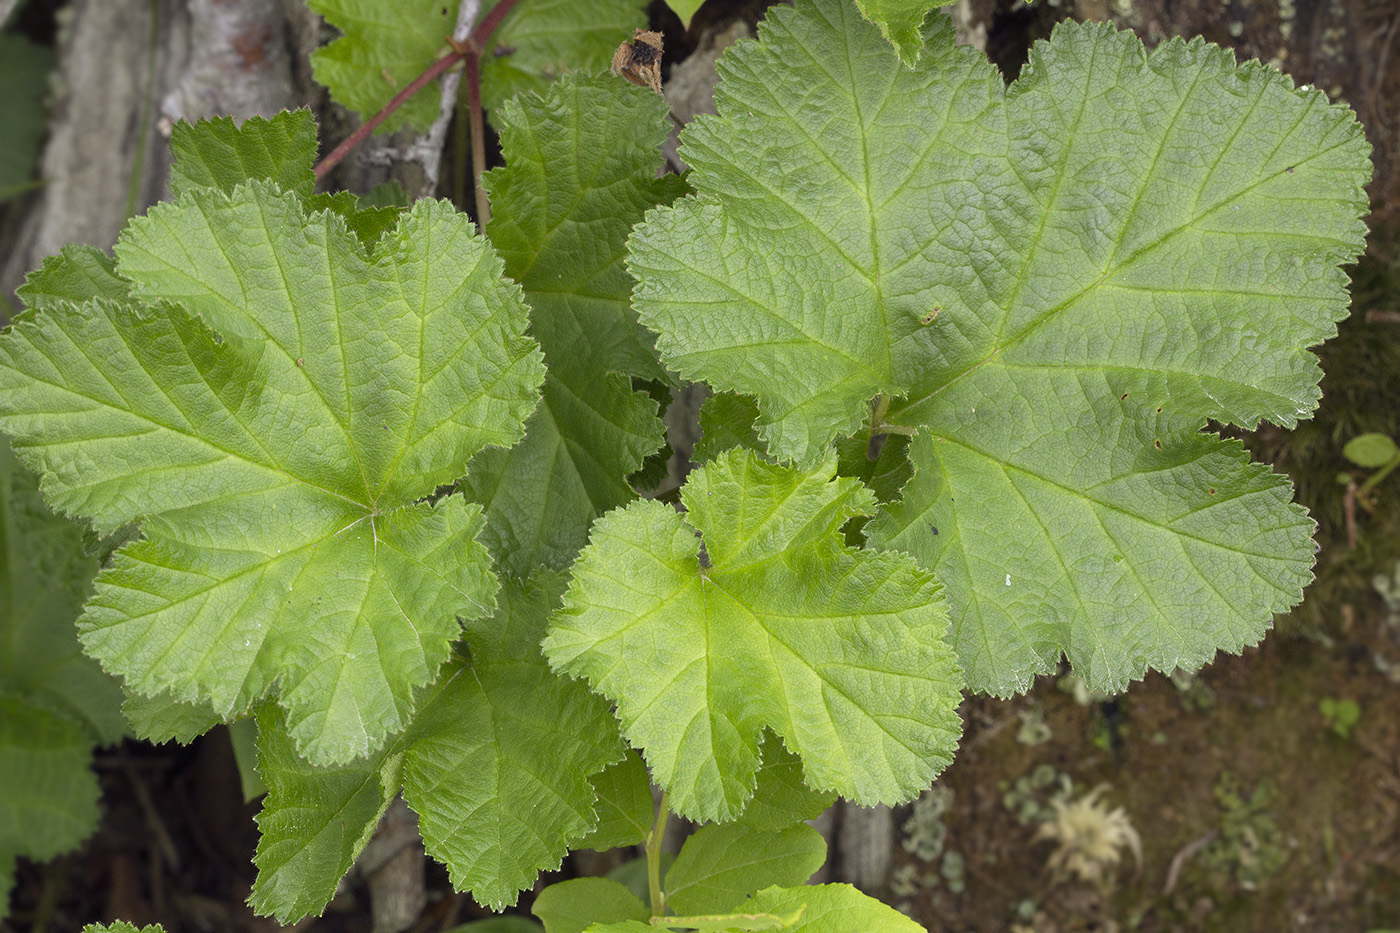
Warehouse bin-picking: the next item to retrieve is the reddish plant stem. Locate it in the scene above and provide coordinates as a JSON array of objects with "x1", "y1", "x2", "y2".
[
  {"x1": 313, "y1": 0, "x2": 524, "y2": 184},
  {"x1": 464, "y1": 51, "x2": 491, "y2": 224}
]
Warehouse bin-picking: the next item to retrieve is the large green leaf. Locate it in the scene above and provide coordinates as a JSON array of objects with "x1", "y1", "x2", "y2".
[
  {"x1": 628, "y1": 0, "x2": 1370, "y2": 695},
  {"x1": 0, "y1": 444, "x2": 124, "y2": 743},
  {"x1": 544, "y1": 449, "x2": 962, "y2": 822},
  {"x1": 252, "y1": 572, "x2": 624, "y2": 921},
  {"x1": 0, "y1": 697, "x2": 102, "y2": 920},
  {"x1": 467, "y1": 75, "x2": 673, "y2": 577},
  {"x1": 311, "y1": 0, "x2": 645, "y2": 134},
  {"x1": 0, "y1": 184, "x2": 543, "y2": 766}
]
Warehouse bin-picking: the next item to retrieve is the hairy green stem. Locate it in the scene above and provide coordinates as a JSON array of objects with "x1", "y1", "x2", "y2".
[{"x1": 646, "y1": 791, "x2": 670, "y2": 917}]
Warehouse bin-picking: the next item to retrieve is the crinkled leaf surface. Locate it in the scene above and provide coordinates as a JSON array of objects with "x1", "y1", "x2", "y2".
[
  {"x1": 311, "y1": 0, "x2": 644, "y2": 134},
  {"x1": 0, "y1": 697, "x2": 101, "y2": 920},
  {"x1": 0, "y1": 183, "x2": 544, "y2": 766},
  {"x1": 169, "y1": 110, "x2": 317, "y2": 198},
  {"x1": 253, "y1": 572, "x2": 623, "y2": 921},
  {"x1": 628, "y1": 0, "x2": 1371, "y2": 695},
  {"x1": 17, "y1": 245, "x2": 129, "y2": 309},
  {"x1": 0, "y1": 444, "x2": 125, "y2": 743},
  {"x1": 309, "y1": 0, "x2": 458, "y2": 134},
  {"x1": 466, "y1": 75, "x2": 673, "y2": 576},
  {"x1": 544, "y1": 448, "x2": 962, "y2": 821},
  {"x1": 665, "y1": 822, "x2": 826, "y2": 916},
  {"x1": 736, "y1": 734, "x2": 836, "y2": 832},
  {"x1": 479, "y1": 0, "x2": 647, "y2": 117},
  {"x1": 577, "y1": 750, "x2": 653, "y2": 851}
]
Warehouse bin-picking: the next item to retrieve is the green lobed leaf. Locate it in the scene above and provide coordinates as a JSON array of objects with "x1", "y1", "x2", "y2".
[
  {"x1": 479, "y1": 0, "x2": 648, "y2": 117},
  {"x1": 0, "y1": 33, "x2": 52, "y2": 199},
  {"x1": 0, "y1": 443, "x2": 125, "y2": 743},
  {"x1": 468, "y1": 74, "x2": 676, "y2": 576},
  {"x1": 533, "y1": 877, "x2": 648, "y2": 933},
  {"x1": 629, "y1": 0, "x2": 1371, "y2": 695},
  {"x1": 310, "y1": 0, "x2": 645, "y2": 135},
  {"x1": 0, "y1": 185, "x2": 543, "y2": 765},
  {"x1": 854, "y1": 0, "x2": 954, "y2": 66},
  {"x1": 736, "y1": 734, "x2": 836, "y2": 832},
  {"x1": 578, "y1": 749, "x2": 654, "y2": 851},
  {"x1": 665, "y1": 822, "x2": 826, "y2": 916},
  {"x1": 82, "y1": 924, "x2": 167, "y2": 933},
  {"x1": 122, "y1": 691, "x2": 222, "y2": 745},
  {"x1": 169, "y1": 110, "x2": 318, "y2": 198},
  {"x1": 0, "y1": 697, "x2": 102, "y2": 919},
  {"x1": 17, "y1": 245, "x2": 130, "y2": 309},
  {"x1": 693, "y1": 394, "x2": 761, "y2": 464},
  {"x1": 544, "y1": 448, "x2": 963, "y2": 821},
  {"x1": 252, "y1": 572, "x2": 624, "y2": 921},
  {"x1": 309, "y1": 0, "x2": 458, "y2": 134}
]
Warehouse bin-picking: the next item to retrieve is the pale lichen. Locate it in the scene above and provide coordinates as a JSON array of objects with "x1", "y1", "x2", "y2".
[{"x1": 1033, "y1": 784, "x2": 1143, "y2": 889}]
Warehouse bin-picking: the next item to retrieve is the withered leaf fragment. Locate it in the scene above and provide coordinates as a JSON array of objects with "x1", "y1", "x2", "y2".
[{"x1": 611, "y1": 28, "x2": 663, "y2": 94}]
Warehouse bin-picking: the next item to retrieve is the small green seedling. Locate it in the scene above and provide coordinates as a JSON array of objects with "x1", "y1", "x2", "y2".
[{"x1": 1319, "y1": 697, "x2": 1361, "y2": 739}]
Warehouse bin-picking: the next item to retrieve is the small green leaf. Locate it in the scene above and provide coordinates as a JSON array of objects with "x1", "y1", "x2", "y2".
[
  {"x1": 532, "y1": 877, "x2": 648, "y2": 933},
  {"x1": 663, "y1": 1, "x2": 703, "y2": 28},
  {"x1": 666, "y1": 822, "x2": 826, "y2": 916},
  {"x1": 1343, "y1": 432, "x2": 1399, "y2": 468},
  {"x1": 81, "y1": 924, "x2": 167, "y2": 933},
  {"x1": 579, "y1": 750, "x2": 655, "y2": 851},
  {"x1": 737, "y1": 883, "x2": 925, "y2": 932},
  {"x1": 545, "y1": 448, "x2": 962, "y2": 821},
  {"x1": 854, "y1": 1, "x2": 953, "y2": 66},
  {"x1": 169, "y1": 110, "x2": 318, "y2": 197}
]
